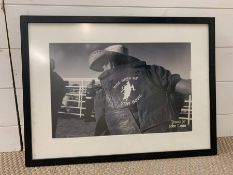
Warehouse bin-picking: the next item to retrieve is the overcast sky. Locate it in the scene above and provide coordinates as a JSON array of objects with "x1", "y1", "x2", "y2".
[{"x1": 50, "y1": 43, "x2": 191, "y2": 79}]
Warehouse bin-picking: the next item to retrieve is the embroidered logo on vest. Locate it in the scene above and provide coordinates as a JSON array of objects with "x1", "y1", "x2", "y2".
[
  {"x1": 112, "y1": 76, "x2": 142, "y2": 107},
  {"x1": 121, "y1": 81, "x2": 136, "y2": 101}
]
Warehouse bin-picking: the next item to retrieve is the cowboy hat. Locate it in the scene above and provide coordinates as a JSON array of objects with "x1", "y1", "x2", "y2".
[{"x1": 89, "y1": 45, "x2": 132, "y2": 72}]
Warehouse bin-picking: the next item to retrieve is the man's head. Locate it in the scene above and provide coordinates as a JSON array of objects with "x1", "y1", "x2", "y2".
[{"x1": 89, "y1": 45, "x2": 139, "y2": 72}]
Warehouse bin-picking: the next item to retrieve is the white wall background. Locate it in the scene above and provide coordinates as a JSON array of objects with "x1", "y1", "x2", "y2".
[{"x1": 0, "y1": 0, "x2": 233, "y2": 152}]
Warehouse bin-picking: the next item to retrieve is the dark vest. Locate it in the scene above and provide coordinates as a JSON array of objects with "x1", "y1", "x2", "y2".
[{"x1": 98, "y1": 61, "x2": 178, "y2": 135}]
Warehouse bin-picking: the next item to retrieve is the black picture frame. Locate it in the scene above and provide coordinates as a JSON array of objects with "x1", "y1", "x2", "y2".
[{"x1": 20, "y1": 16, "x2": 216, "y2": 167}]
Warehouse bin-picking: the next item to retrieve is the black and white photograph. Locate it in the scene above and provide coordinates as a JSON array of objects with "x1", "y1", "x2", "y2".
[
  {"x1": 50, "y1": 43, "x2": 192, "y2": 138},
  {"x1": 21, "y1": 16, "x2": 216, "y2": 166}
]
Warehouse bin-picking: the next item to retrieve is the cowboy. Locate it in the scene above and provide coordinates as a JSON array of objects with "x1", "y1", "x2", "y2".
[
  {"x1": 89, "y1": 45, "x2": 191, "y2": 135},
  {"x1": 50, "y1": 59, "x2": 66, "y2": 138}
]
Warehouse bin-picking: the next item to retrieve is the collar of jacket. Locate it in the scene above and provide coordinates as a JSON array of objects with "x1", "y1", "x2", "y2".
[{"x1": 98, "y1": 60, "x2": 147, "y2": 80}]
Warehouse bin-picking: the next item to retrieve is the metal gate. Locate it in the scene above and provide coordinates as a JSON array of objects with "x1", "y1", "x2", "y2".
[{"x1": 58, "y1": 78, "x2": 99, "y2": 118}]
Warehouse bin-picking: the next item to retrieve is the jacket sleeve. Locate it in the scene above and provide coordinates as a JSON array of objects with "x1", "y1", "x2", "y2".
[{"x1": 149, "y1": 65, "x2": 181, "y2": 93}]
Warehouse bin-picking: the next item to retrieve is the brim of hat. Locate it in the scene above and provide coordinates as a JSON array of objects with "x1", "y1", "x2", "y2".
[{"x1": 89, "y1": 51, "x2": 128, "y2": 72}]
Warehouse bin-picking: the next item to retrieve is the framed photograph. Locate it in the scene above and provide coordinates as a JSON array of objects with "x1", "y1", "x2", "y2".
[{"x1": 21, "y1": 16, "x2": 216, "y2": 167}]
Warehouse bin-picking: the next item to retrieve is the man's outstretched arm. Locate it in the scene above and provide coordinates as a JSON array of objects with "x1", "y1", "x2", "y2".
[
  {"x1": 149, "y1": 65, "x2": 191, "y2": 95},
  {"x1": 175, "y1": 79, "x2": 191, "y2": 95}
]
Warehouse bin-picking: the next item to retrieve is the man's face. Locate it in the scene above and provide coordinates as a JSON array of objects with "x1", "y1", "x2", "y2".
[{"x1": 103, "y1": 62, "x2": 111, "y2": 71}]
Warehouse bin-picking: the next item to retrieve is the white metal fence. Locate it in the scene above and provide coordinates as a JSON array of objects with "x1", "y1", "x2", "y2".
[
  {"x1": 179, "y1": 95, "x2": 192, "y2": 125},
  {"x1": 59, "y1": 78, "x2": 99, "y2": 118}
]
